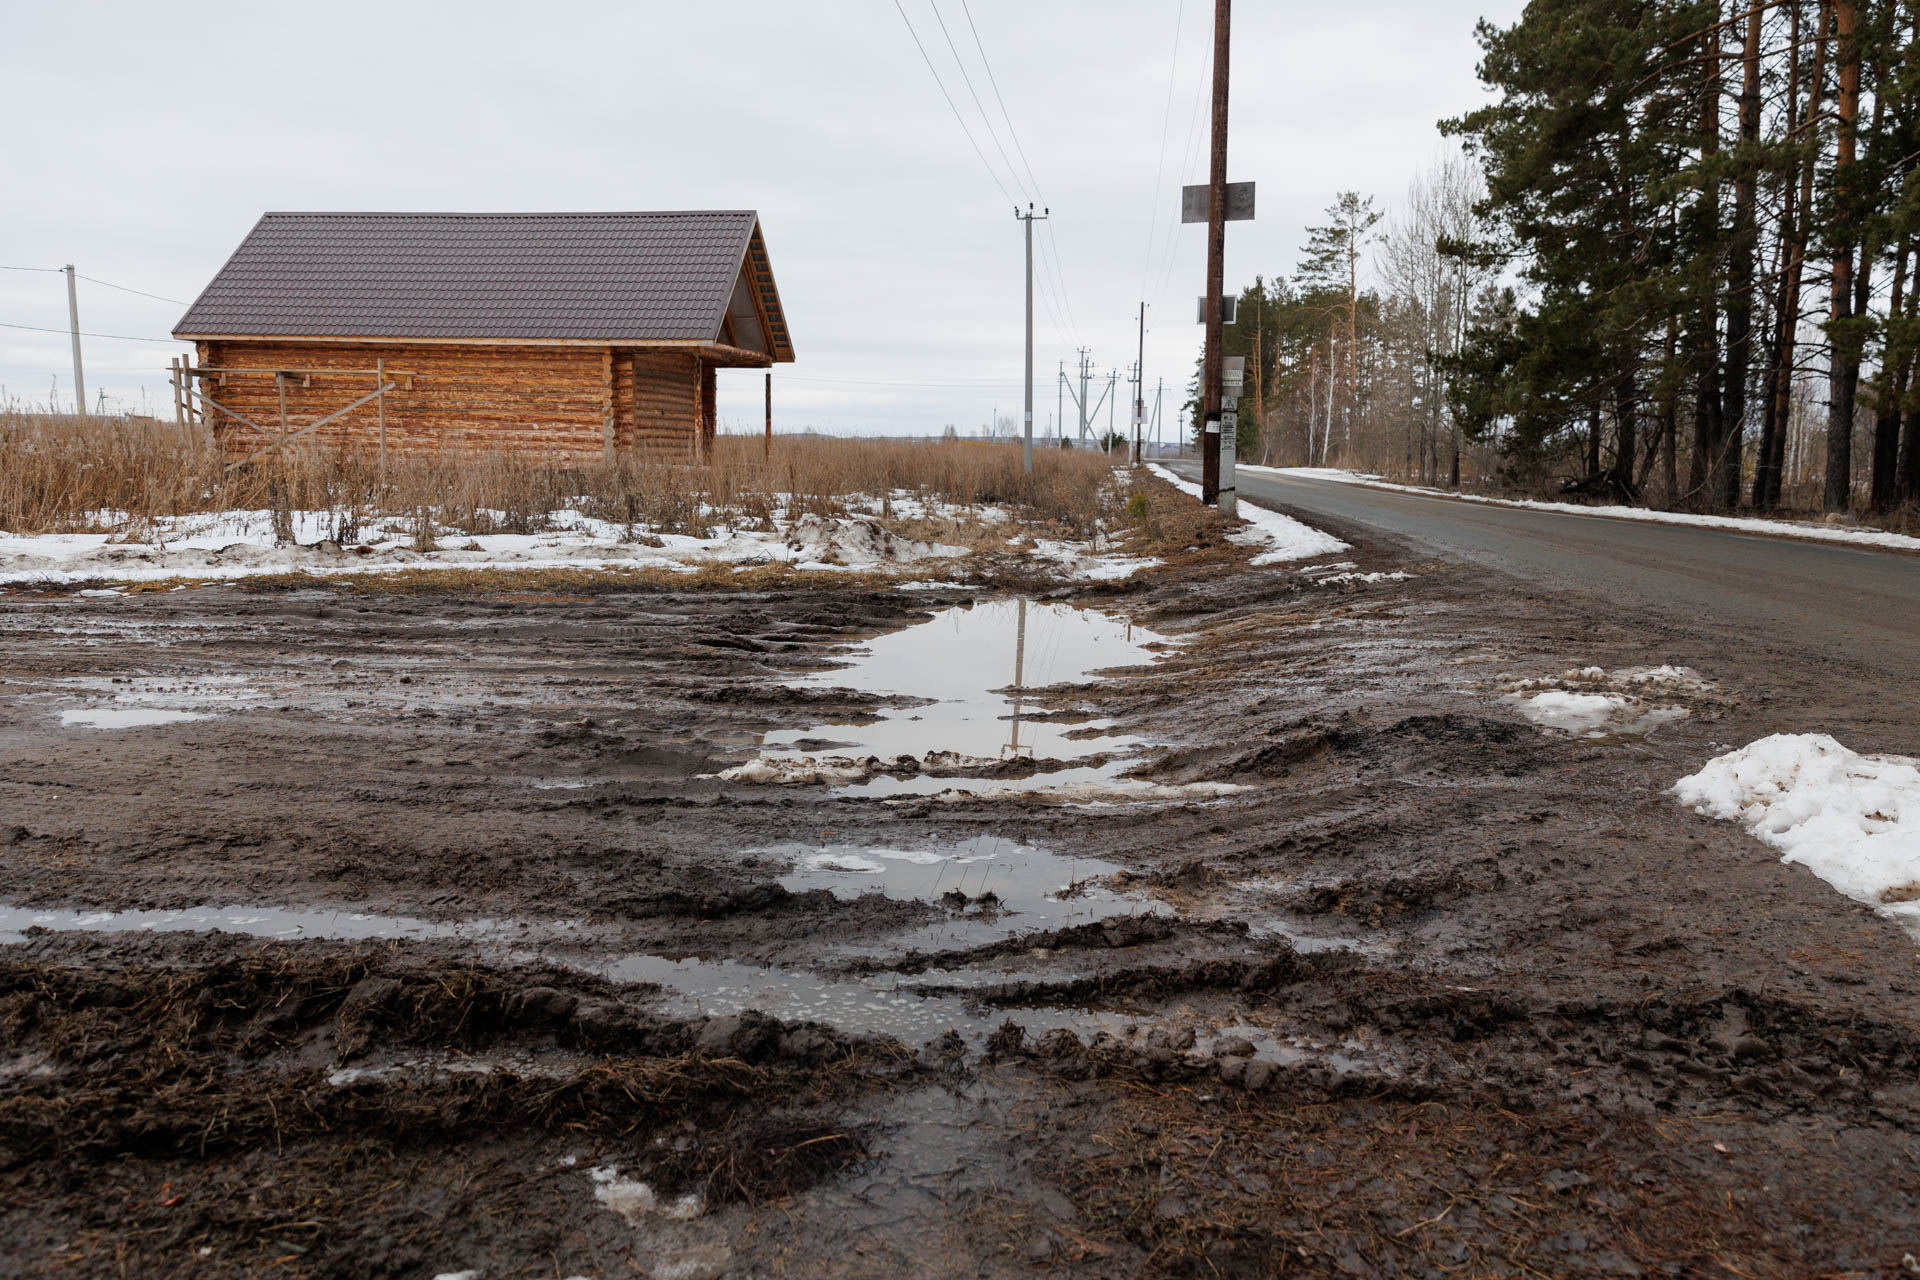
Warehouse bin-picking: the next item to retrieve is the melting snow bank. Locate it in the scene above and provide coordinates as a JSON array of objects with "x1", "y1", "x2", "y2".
[
  {"x1": 1245, "y1": 466, "x2": 1920, "y2": 554},
  {"x1": 1674, "y1": 734, "x2": 1920, "y2": 927},
  {"x1": 0, "y1": 510, "x2": 969, "y2": 584},
  {"x1": 1144, "y1": 464, "x2": 1348, "y2": 564}
]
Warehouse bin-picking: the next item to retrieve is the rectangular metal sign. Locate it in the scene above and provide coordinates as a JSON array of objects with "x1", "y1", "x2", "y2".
[
  {"x1": 1182, "y1": 182, "x2": 1256, "y2": 223},
  {"x1": 1197, "y1": 295, "x2": 1239, "y2": 325}
]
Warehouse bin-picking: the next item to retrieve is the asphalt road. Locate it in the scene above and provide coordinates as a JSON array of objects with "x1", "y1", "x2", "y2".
[{"x1": 1167, "y1": 462, "x2": 1920, "y2": 683}]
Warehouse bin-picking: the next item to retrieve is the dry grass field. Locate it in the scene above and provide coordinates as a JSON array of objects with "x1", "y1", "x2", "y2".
[{"x1": 0, "y1": 410, "x2": 1120, "y2": 540}]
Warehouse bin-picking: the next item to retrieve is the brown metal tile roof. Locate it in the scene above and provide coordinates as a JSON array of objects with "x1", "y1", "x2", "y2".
[{"x1": 174, "y1": 211, "x2": 792, "y2": 356}]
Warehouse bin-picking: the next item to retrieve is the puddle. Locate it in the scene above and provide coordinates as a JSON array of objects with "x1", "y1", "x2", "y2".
[
  {"x1": 586, "y1": 950, "x2": 1131, "y2": 1046},
  {"x1": 58, "y1": 707, "x2": 210, "y2": 729},
  {"x1": 0, "y1": 896, "x2": 1126, "y2": 1048},
  {"x1": 729, "y1": 599, "x2": 1176, "y2": 796},
  {"x1": 0, "y1": 903, "x2": 579, "y2": 946},
  {"x1": 1190, "y1": 1024, "x2": 1378, "y2": 1074},
  {"x1": 768, "y1": 835, "x2": 1170, "y2": 957}
]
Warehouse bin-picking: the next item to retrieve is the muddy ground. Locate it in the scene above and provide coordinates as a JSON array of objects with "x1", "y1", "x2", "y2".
[{"x1": 2, "y1": 480, "x2": 1918, "y2": 1278}]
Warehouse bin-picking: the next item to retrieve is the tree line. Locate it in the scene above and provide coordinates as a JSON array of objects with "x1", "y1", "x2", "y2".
[{"x1": 1198, "y1": 1, "x2": 1920, "y2": 519}]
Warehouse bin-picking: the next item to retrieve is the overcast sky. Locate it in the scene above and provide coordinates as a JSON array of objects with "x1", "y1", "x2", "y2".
[{"x1": 1, "y1": 0, "x2": 1524, "y2": 437}]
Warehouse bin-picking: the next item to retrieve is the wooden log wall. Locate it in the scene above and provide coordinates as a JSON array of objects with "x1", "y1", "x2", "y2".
[
  {"x1": 624, "y1": 351, "x2": 703, "y2": 459},
  {"x1": 197, "y1": 341, "x2": 700, "y2": 463}
]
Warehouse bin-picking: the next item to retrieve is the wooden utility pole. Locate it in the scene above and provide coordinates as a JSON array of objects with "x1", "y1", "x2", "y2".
[
  {"x1": 764, "y1": 371, "x2": 772, "y2": 460},
  {"x1": 1200, "y1": 0, "x2": 1230, "y2": 503},
  {"x1": 1827, "y1": 0, "x2": 1860, "y2": 513}
]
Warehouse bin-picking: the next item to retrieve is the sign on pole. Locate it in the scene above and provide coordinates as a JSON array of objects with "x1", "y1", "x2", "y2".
[
  {"x1": 1182, "y1": 182, "x2": 1256, "y2": 224},
  {"x1": 1197, "y1": 296, "x2": 1239, "y2": 325}
]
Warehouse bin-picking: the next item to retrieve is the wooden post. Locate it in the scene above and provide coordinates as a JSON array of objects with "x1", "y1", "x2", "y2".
[
  {"x1": 170, "y1": 359, "x2": 185, "y2": 438},
  {"x1": 602, "y1": 348, "x2": 615, "y2": 460},
  {"x1": 275, "y1": 372, "x2": 289, "y2": 457},
  {"x1": 764, "y1": 371, "x2": 772, "y2": 460},
  {"x1": 376, "y1": 356, "x2": 387, "y2": 484}
]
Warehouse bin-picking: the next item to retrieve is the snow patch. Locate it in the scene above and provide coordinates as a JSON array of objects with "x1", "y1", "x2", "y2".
[
  {"x1": 1311, "y1": 570, "x2": 1415, "y2": 586},
  {"x1": 1146, "y1": 465, "x2": 1348, "y2": 564},
  {"x1": 715, "y1": 757, "x2": 872, "y2": 786},
  {"x1": 1502, "y1": 664, "x2": 1715, "y2": 737},
  {"x1": 1514, "y1": 691, "x2": 1689, "y2": 738},
  {"x1": 1675, "y1": 735, "x2": 1920, "y2": 928},
  {"x1": 782, "y1": 514, "x2": 967, "y2": 566},
  {"x1": 590, "y1": 1166, "x2": 704, "y2": 1223},
  {"x1": 799, "y1": 851, "x2": 888, "y2": 874},
  {"x1": 1026, "y1": 539, "x2": 1162, "y2": 581}
]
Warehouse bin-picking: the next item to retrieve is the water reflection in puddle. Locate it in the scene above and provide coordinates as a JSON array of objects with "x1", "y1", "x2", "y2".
[
  {"x1": 738, "y1": 599, "x2": 1175, "y2": 797},
  {"x1": 582, "y1": 950, "x2": 1129, "y2": 1045},
  {"x1": 769, "y1": 834, "x2": 1168, "y2": 956},
  {"x1": 58, "y1": 707, "x2": 210, "y2": 730}
]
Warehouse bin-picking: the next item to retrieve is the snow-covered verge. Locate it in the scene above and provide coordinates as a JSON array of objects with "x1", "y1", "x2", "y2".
[
  {"x1": 0, "y1": 497, "x2": 1152, "y2": 586},
  {"x1": 1244, "y1": 465, "x2": 1920, "y2": 554},
  {"x1": 1675, "y1": 734, "x2": 1920, "y2": 930},
  {"x1": 1145, "y1": 464, "x2": 1348, "y2": 564}
]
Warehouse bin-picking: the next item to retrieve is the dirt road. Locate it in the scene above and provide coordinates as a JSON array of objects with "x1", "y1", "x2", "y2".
[{"x1": 2, "y1": 480, "x2": 1917, "y2": 1277}]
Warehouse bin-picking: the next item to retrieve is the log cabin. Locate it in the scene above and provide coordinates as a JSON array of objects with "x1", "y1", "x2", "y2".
[{"x1": 170, "y1": 211, "x2": 794, "y2": 465}]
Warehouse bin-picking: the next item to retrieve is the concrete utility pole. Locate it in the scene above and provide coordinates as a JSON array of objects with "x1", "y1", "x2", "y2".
[
  {"x1": 1200, "y1": 0, "x2": 1231, "y2": 503},
  {"x1": 1076, "y1": 348, "x2": 1092, "y2": 443},
  {"x1": 1134, "y1": 302, "x2": 1147, "y2": 465},
  {"x1": 63, "y1": 265, "x2": 86, "y2": 417},
  {"x1": 1015, "y1": 205, "x2": 1047, "y2": 472}
]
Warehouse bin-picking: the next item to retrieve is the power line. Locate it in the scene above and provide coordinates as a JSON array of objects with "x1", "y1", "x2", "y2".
[
  {"x1": 1041, "y1": 218, "x2": 1082, "y2": 344},
  {"x1": 3, "y1": 265, "x2": 190, "y2": 305},
  {"x1": 0, "y1": 320, "x2": 181, "y2": 345},
  {"x1": 1141, "y1": 0, "x2": 1188, "y2": 299},
  {"x1": 1150, "y1": 42, "x2": 1213, "y2": 313},
  {"x1": 889, "y1": 0, "x2": 1017, "y2": 205},
  {"x1": 76, "y1": 274, "x2": 189, "y2": 306},
  {"x1": 928, "y1": 0, "x2": 1030, "y2": 204},
  {"x1": 959, "y1": 0, "x2": 1045, "y2": 202},
  {"x1": 940, "y1": 0, "x2": 1079, "y2": 347},
  {"x1": 777, "y1": 372, "x2": 1028, "y2": 388}
]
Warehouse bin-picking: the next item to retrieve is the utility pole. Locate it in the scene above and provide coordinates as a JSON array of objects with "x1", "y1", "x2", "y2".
[
  {"x1": 63, "y1": 265, "x2": 86, "y2": 417},
  {"x1": 1106, "y1": 369, "x2": 1118, "y2": 453},
  {"x1": 1144, "y1": 378, "x2": 1159, "y2": 458},
  {"x1": 1057, "y1": 361, "x2": 1065, "y2": 449},
  {"x1": 1134, "y1": 302, "x2": 1147, "y2": 465},
  {"x1": 1015, "y1": 205, "x2": 1047, "y2": 472},
  {"x1": 1200, "y1": 0, "x2": 1231, "y2": 503},
  {"x1": 1077, "y1": 348, "x2": 1092, "y2": 443}
]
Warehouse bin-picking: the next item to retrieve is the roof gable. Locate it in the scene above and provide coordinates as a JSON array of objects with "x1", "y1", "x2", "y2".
[{"x1": 173, "y1": 211, "x2": 794, "y2": 357}]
